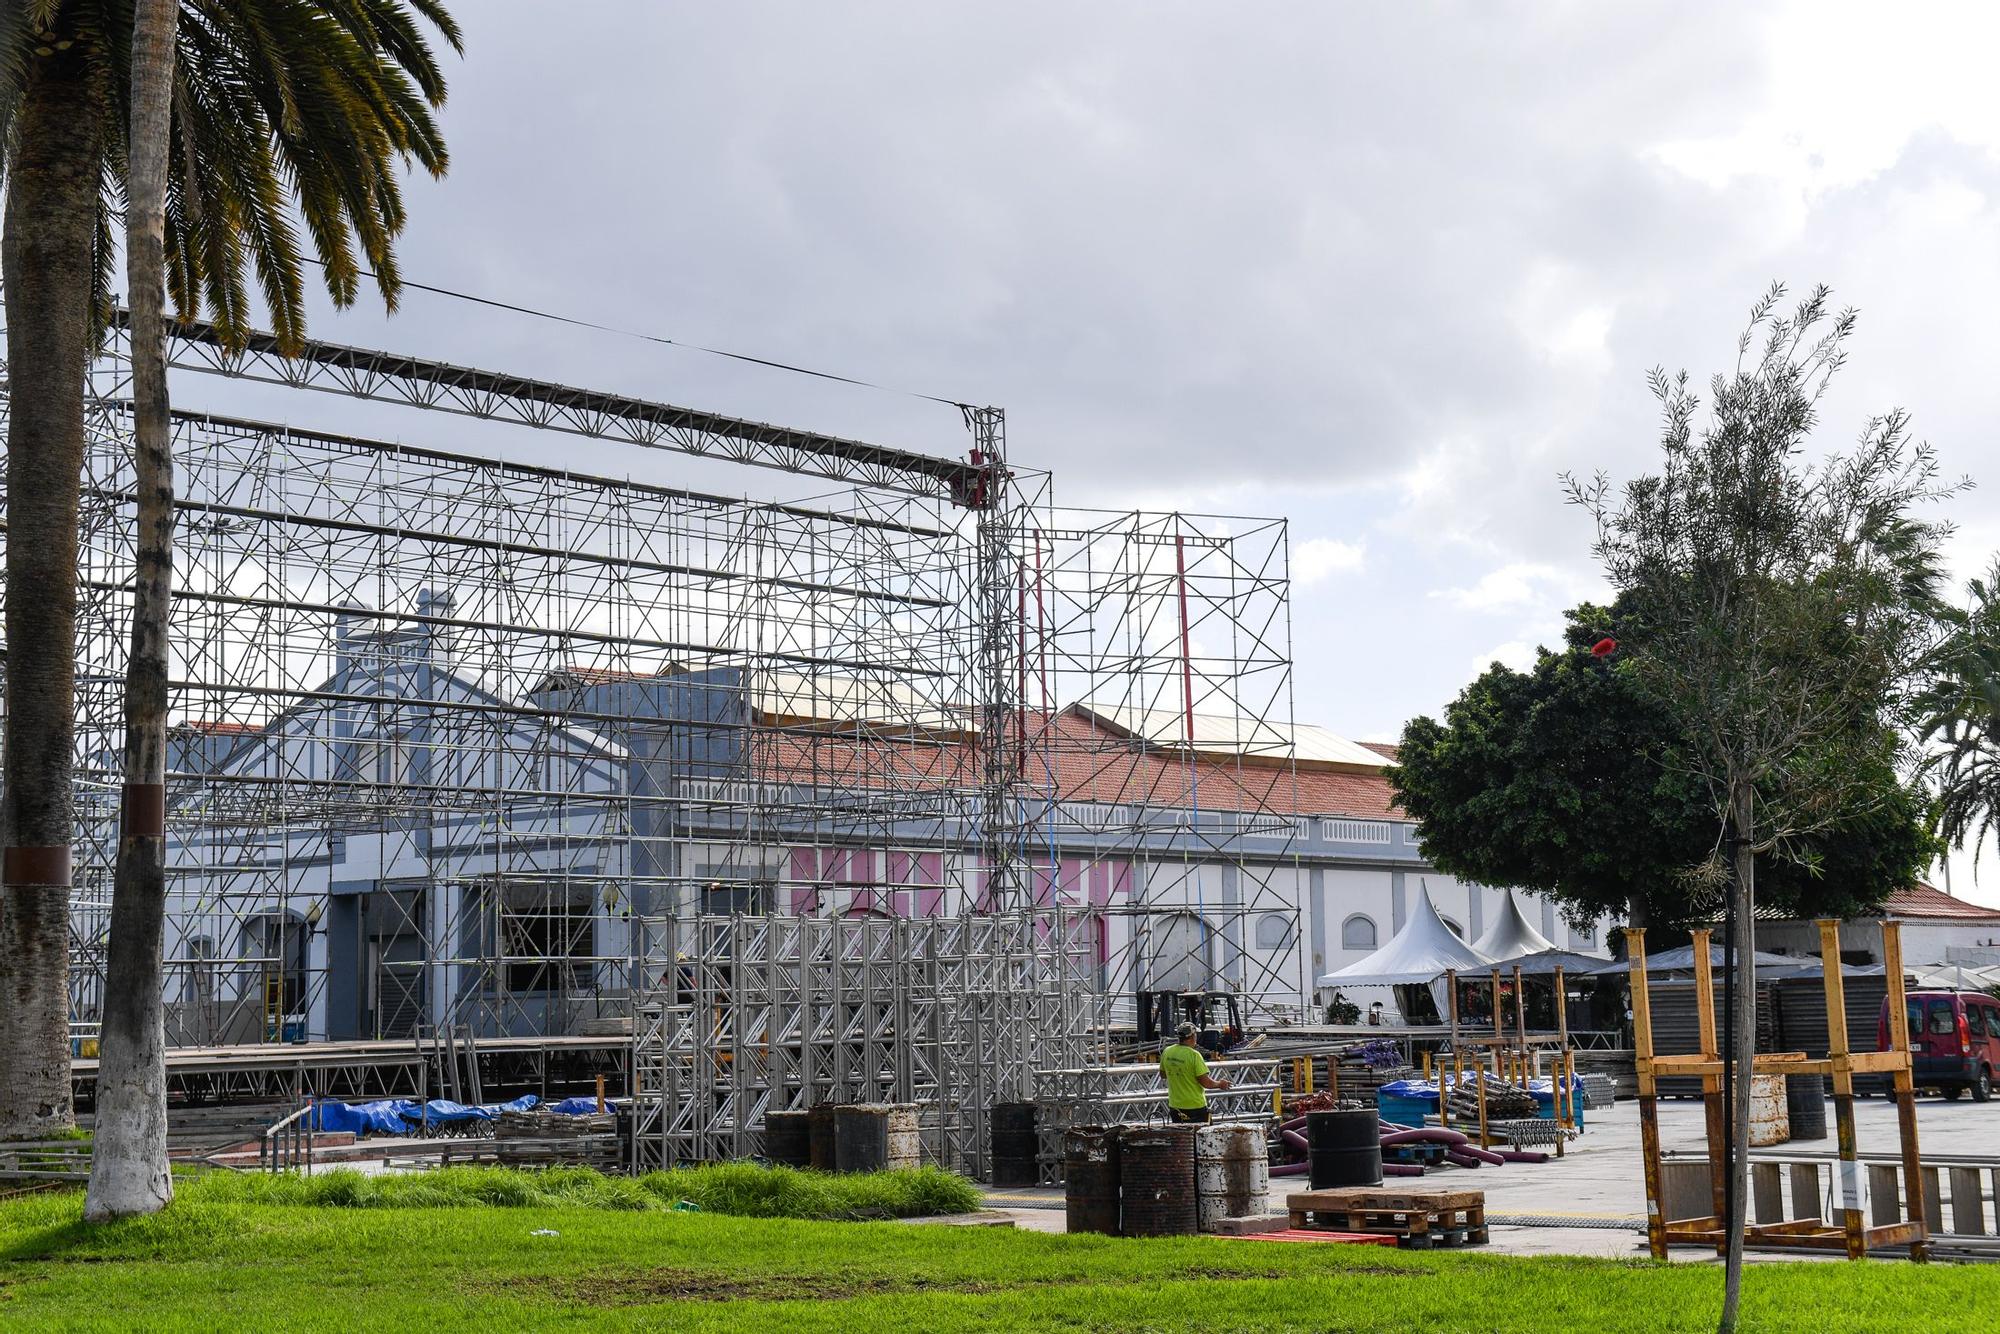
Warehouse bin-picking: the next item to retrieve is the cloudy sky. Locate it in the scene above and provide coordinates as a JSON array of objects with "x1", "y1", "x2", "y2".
[{"x1": 168, "y1": 1, "x2": 2000, "y2": 899}]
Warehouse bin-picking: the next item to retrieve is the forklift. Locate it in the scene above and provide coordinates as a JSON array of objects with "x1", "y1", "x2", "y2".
[{"x1": 1136, "y1": 988, "x2": 1249, "y2": 1055}]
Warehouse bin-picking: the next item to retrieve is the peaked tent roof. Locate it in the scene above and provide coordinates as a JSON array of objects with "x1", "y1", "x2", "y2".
[
  {"x1": 1316, "y1": 883, "x2": 1493, "y2": 986},
  {"x1": 1471, "y1": 889, "x2": 1556, "y2": 960},
  {"x1": 1587, "y1": 943, "x2": 1798, "y2": 977},
  {"x1": 1481, "y1": 948, "x2": 1612, "y2": 978}
]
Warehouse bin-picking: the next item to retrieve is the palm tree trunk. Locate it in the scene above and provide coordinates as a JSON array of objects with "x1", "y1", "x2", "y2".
[
  {"x1": 1717, "y1": 780, "x2": 1756, "y2": 1333},
  {"x1": 85, "y1": 0, "x2": 179, "y2": 1221},
  {"x1": 0, "y1": 33, "x2": 102, "y2": 1142}
]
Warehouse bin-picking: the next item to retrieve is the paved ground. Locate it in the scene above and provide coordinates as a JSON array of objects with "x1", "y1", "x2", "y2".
[{"x1": 984, "y1": 1092, "x2": 2000, "y2": 1259}]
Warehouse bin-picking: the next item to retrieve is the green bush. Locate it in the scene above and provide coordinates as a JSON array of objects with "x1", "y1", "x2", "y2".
[
  {"x1": 182, "y1": 1162, "x2": 978, "y2": 1219},
  {"x1": 640, "y1": 1163, "x2": 981, "y2": 1220}
]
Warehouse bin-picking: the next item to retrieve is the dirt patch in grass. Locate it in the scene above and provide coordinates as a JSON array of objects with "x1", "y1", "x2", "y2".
[
  {"x1": 504, "y1": 1261, "x2": 1398, "y2": 1308},
  {"x1": 506, "y1": 1268, "x2": 977, "y2": 1306}
]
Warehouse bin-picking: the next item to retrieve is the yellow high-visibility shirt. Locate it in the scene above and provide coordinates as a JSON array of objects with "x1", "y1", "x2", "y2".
[{"x1": 1160, "y1": 1042, "x2": 1209, "y2": 1110}]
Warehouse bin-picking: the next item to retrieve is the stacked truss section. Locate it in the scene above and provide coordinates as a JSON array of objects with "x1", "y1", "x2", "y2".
[{"x1": 629, "y1": 910, "x2": 1096, "y2": 1173}]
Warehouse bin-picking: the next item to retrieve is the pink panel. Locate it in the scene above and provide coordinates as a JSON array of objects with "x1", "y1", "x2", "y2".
[
  {"x1": 916, "y1": 853, "x2": 944, "y2": 917},
  {"x1": 788, "y1": 847, "x2": 822, "y2": 913},
  {"x1": 1058, "y1": 858, "x2": 1085, "y2": 906}
]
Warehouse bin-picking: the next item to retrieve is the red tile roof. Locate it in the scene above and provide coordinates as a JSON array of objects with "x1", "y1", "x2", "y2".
[
  {"x1": 1359, "y1": 741, "x2": 1400, "y2": 761},
  {"x1": 747, "y1": 707, "x2": 1406, "y2": 821},
  {"x1": 1883, "y1": 883, "x2": 2000, "y2": 923}
]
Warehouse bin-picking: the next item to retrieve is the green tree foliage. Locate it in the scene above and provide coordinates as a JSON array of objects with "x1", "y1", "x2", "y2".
[
  {"x1": 1392, "y1": 596, "x2": 1938, "y2": 934},
  {"x1": 1917, "y1": 561, "x2": 2000, "y2": 862}
]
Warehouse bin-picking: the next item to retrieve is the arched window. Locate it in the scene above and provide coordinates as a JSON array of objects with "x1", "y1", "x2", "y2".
[
  {"x1": 1441, "y1": 916, "x2": 1464, "y2": 940},
  {"x1": 1340, "y1": 914, "x2": 1378, "y2": 951},
  {"x1": 1256, "y1": 913, "x2": 1295, "y2": 949}
]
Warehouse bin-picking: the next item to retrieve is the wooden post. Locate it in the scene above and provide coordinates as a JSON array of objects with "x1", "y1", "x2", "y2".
[
  {"x1": 595, "y1": 1074, "x2": 607, "y2": 1114},
  {"x1": 1881, "y1": 920, "x2": 1928, "y2": 1261},
  {"x1": 1690, "y1": 927, "x2": 1727, "y2": 1239},
  {"x1": 1490, "y1": 969, "x2": 1505, "y2": 1043},
  {"x1": 1476, "y1": 1048, "x2": 1491, "y2": 1150},
  {"x1": 1627, "y1": 926, "x2": 1667, "y2": 1260},
  {"x1": 1443, "y1": 968, "x2": 1458, "y2": 1130},
  {"x1": 1555, "y1": 964, "x2": 1571, "y2": 1129},
  {"x1": 1513, "y1": 964, "x2": 1528, "y2": 1084},
  {"x1": 1819, "y1": 918, "x2": 1866, "y2": 1260}
]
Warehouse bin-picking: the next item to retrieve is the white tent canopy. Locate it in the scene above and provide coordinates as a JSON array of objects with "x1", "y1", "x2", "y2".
[
  {"x1": 1316, "y1": 883, "x2": 1493, "y2": 987},
  {"x1": 1471, "y1": 888, "x2": 1556, "y2": 960}
]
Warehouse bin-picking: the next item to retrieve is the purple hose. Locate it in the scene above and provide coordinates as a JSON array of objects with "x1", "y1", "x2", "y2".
[
  {"x1": 1270, "y1": 1161, "x2": 1310, "y2": 1177},
  {"x1": 1281, "y1": 1128, "x2": 1309, "y2": 1154},
  {"x1": 1279, "y1": 1116, "x2": 1307, "y2": 1134},
  {"x1": 1444, "y1": 1150, "x2": 1483, "y2": 1169},
  {"x1": 1497, "y1": 1150, "x2": 1549, "y2": 1164},
  {"x1": 1458, "y1": 1144, "x2": 1506, "y2": 1165},
  {"x1": 1379, "y1": 1127, "x2": 1468, "y2": 1148}
]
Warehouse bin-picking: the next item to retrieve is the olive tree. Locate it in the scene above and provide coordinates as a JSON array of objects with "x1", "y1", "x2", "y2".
[{"x1": 1566, "y1": 283, "x2": 1958, "y2": 1333}]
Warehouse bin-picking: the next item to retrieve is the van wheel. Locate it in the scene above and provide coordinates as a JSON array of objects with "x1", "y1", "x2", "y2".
[
  {"x1": 1944, "y1": 1084, "x2": 1966, "y2": 1101},
  {"x1": 1974, "y1": 1068, "x2": 1993, "y2": 1104}
]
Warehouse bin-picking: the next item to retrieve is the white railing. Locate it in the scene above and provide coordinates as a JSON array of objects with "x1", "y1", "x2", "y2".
[{"x1": 1319, "y1": 818, "x2": 1393, "y2": 844}]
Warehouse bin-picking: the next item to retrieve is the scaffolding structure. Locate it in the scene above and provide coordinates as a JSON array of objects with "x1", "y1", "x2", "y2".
[{"x1": 1, "y1": 300, "x2": 1305, "y2": 1161}]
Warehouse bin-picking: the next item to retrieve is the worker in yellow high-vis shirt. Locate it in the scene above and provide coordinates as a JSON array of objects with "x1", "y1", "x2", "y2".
[{"x1": 1159, "y1": 1021, "x2": 1233, "y2": 1124}]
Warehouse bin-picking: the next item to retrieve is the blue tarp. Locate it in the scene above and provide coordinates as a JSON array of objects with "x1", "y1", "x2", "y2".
[
  {"x1": 310, "y1": 1098, "x2": 417, "y2": 1136},
  {"x1": 548, "y1": 1097, "x2": 610, "y2": 1116},
  {"x1": 1377, "y1": 1074, "x2": 1584, "y2": 1104},
  {"x1": 308, "y1": 1093, "x2": 538, "y2": 1137},
  {"x1": 422, "y1": 1094, "x2": 538, "y2": 1124}
]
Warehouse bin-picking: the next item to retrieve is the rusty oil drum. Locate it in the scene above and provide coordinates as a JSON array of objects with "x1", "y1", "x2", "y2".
[{"x1": 1062, "y1": 1125, "x2": 1121, "y2": 1235}]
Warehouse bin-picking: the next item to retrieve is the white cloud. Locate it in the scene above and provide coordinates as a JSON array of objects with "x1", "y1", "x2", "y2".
[
  {"x1": 1432, "y1": 563, "x2": 1580, "y2": 614},
  {"x1": 1293, "y1": 537, "x2": 1365, "y2": 584},
  {"x1": 1471, "y1": 641, "x2": 1540, "y2": 675}
]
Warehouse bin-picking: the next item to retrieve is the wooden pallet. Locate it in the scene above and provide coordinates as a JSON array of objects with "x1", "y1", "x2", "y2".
[{"x1": 1286, "y1": 1187, "x2": 1488, "y2": 1249}]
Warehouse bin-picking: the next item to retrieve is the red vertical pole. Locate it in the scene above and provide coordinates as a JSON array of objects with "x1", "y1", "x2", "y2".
[{"x1": 1174, "y1": 528, "x2": 1195, "y2": 743}]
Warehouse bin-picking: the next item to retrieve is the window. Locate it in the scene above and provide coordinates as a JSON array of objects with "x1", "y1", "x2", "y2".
[
  {"x1": 1255, "y1": 913, "x2": 1295, "y2": 949},
  {"x1": 1927, "y1": 1000, "x2": 1957, "y2": 1036},
  {"x1": 1573, "y1": 924, "x2": 1596, "y2": 949},
  {"x1": 495, "y1": 882, "x2": 595, "y2": 993},
  {"x1": 1341, "y1": 915, "x2": 1378, "y2": 951},
  {"x1": 1441, "y1": 917, "x2": 1465, "y2": 940}
]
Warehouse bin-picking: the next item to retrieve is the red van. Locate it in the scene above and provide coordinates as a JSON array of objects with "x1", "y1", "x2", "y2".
[{"x1": 1878, "y1": 991, "x2": 2000, "y2": 1101}]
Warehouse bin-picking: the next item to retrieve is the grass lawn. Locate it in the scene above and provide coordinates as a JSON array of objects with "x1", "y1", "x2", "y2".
[{"x1": 2, "y1": 1172, "x2": 1996, "y2": 1332}]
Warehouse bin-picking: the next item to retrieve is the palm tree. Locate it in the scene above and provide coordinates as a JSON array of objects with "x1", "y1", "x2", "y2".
[
  {"x1": 84, "y1": 0, "x2": 178, "y2": 1220},
  {"x1": 0, "y1": 0, "x2": 460, "y2": 1140},
  {"x1": 1919, "y1": 562, "x2": 2000, "y2": 866}
]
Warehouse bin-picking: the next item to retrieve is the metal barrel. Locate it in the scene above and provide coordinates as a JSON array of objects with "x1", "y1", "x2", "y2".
[
  {"x1": 808, "y1": 1102, "x2": 838, "y2": 1170},
  {"x1": 990, "y1": 1102, "x2": 1041, "y2": 1183},
  {"x1": 1784, "y1": 1074, "x2": 1826, "y2": 1142},
  {"x1": 1195, "y1": 1123, "x2": 1270, "y2": 1230},
  {"x1": 1306, "y1": 1108, "x2": 1382, "y2": 1189},
  {"x1": 764, "y1": 1109, "x2": 812, "y2": 1167},
  {"x1": 1748, "y1": 1074, "x2": 1790, "y2": 1147},
  {"x1": 991, "y1": 1101, "x2": 1039, "y2": 1134},
  {"x1": 884, "y1": 1104, "x2": 923, "y2": 1170},
  {"x1": 1062, "y1": 1125, "x2": 1121, "y2": 1235},
  {"x1": 834, "y1": 1104, "x2": 890, "y2": 1172},
  {"x1": 1117, "y1": 1124, "x2": 1199, "y2": 1237}
]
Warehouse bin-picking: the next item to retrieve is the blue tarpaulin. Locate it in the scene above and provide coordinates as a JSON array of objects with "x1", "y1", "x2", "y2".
[
  {"x1": 308, "y1": 1094, "x2": 539, "y2": 1137},
  {"x1": 548, "y1": 1097, "x2": 610, "y2": 1116},
  {"x1": 310, "y1": 1098, "x2": 417, "y2": 1136}
]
